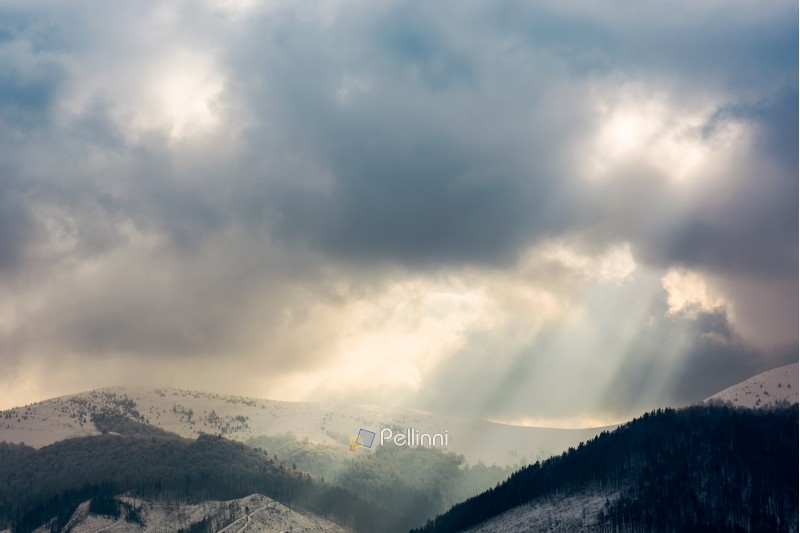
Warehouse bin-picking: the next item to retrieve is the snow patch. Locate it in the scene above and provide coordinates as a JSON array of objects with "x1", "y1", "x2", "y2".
[
  {"x1": 462, "y1": 490, "x2": 620, "y2": 533},
  {"x1": 706, "y1": 363, "x2": 798, "y2": 409},
  {"x1": 59, "y1": 493, "x2": 349, "y2": 533}
]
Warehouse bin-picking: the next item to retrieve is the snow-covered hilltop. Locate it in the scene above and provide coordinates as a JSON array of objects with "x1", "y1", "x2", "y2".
[
  {"x1": 705, "y1": 363, "x2": 798, "y2": 409},
  {"x1": 3, "y1": 363, "x2": 796, "y2": 466},
  {"x1": 0, "y1": 386, "x2": 605, "y2": 466},
  {"x1": 35, "y1": 493, "x2": 348, "y2": 533}
]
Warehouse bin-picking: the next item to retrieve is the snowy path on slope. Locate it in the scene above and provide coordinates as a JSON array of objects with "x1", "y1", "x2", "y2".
[{"x1": 217, "y1": 503, "x2": 270, "y2": 533}]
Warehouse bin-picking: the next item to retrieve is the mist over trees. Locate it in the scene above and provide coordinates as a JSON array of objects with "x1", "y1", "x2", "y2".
[{"x1": 248, "y1": 432, "x2": 515, "y2": 524}]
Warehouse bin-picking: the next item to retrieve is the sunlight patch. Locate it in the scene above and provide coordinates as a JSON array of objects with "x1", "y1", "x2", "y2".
[
  {"x1": 584, "y1": 84, "x2": 747, "y2": 184},
  {"x1": 533, "y1": 241, "x2": 636, "y2": 284},
  {"x1": 661, "y1": 268, "x2": 726, "y2": 317}
]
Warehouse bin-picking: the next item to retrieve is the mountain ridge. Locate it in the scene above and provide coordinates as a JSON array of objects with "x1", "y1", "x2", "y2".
[
  {"x1": 4, "y1": 361, "x2": 795, "y2": 465},
  {"x1": 0, "y1": 386, "x2": 608, "y2": 467}
]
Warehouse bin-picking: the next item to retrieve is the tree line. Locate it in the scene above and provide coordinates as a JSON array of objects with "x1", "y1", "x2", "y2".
[{"x1": 0, "y1": 413, "x2": 411, "y2": 532}]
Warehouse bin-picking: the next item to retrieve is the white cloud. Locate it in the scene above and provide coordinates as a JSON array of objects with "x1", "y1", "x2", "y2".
[
  {"x1": 532, "y1": 240, "x2": 637, "y2": 284},
  {"x1": 661, "y1": 267, "x2": 726, "y2": 317},
  {"x1": 583, "y1": 82, "x2": 748, "y2": 185}
]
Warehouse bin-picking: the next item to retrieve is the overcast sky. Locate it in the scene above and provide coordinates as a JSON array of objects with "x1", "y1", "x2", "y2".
[{"x1": 0, "y1": 0, "x2": 796, "y2": 426}]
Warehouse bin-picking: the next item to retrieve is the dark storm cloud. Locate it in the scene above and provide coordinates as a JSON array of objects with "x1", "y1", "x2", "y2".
[
  {"x1": 0, "y1": 0, "x2": 795, "y2": 414},
  {"x1": 0, "y1": 9, "x2": 67, "y2": 274},
  {"x1": 371, "y1": 3, "x2": 477, "y2": 91},
  {"x1": 274, "y1": 137, "x2": 557, "y2": 266},
  {"x1": 225, "y1": 3, "x2": 584, "y2": 266},
  {"x1": 487, "y1": 1, "x2": 797, "y2": 92},
  {"x1": 0, "y1": 191, "x2": 37, "y2": 273},
  {"x1": 666, "y1": 311, "x2": 797, "y2": 404},
  {"x1": 0, "y1": 65, "x2": 61, "y2": 126},
  {"x1": 223, "y1": 0, "x2": 797, "y2": 278},
  {"x1": 1, "y1": 0, "x2": 794, "y2": 276},
  {"x1": 0, "y1": 16, "x2": 66, "y2": 128},
  {"x1": 639, "y1": 90, "x2": 798, "y2": 279}
]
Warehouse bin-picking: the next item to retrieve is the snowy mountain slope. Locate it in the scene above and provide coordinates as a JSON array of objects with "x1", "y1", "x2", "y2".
[
  {"x1": 37, "y1": 493, "x2": 349, "y2": 533},
  {"x1": 449, "y1": 365, "x2": 799, "y2": 532},
  {"x1": 0, "y1": 387, "x2": 607, "y2": 466},
  {"x1": 705, "y1": 363, "x2": 798, "y2": 408},
  {"x1": 461, "y1": 490, "x2": 620, "y2": 533},
  {"x1": 412, "y1": 405, "x2": 798, "y2": 533},
  {"x1": 0, "y1": 394, "x2": 102, "y2": 448}
]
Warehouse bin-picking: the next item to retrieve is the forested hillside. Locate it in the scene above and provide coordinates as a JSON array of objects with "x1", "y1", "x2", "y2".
[
  {"x1": 248, "y1": 432, "x2": 514, "y2": 523},
  {"x1": 0, "y1": 414, "x2": 406, "y2": 533},
  {"x1": 413, "y1": 405, "x2": 798, "y2": 533}
]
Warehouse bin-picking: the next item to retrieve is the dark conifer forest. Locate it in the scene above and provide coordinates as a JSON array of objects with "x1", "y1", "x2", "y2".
[
  {"x1": 412, "y1": 405, "x2": 798, "y2": 533},
  {"x1": 0, "y1": 414, "x2": 407, "y2": 533}
]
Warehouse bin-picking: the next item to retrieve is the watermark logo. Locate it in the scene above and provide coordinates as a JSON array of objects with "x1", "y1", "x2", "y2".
[
  {"x1": 349, "y1": 428, "x2": 376, "y2": 451},
  {"x1": 349, "y1": 427, "x2": 448, "y2": 450}
]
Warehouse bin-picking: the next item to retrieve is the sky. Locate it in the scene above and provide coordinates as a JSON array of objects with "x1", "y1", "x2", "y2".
[{"x1": 0, "y1": 0, "x2": 796, "y2": 427}]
